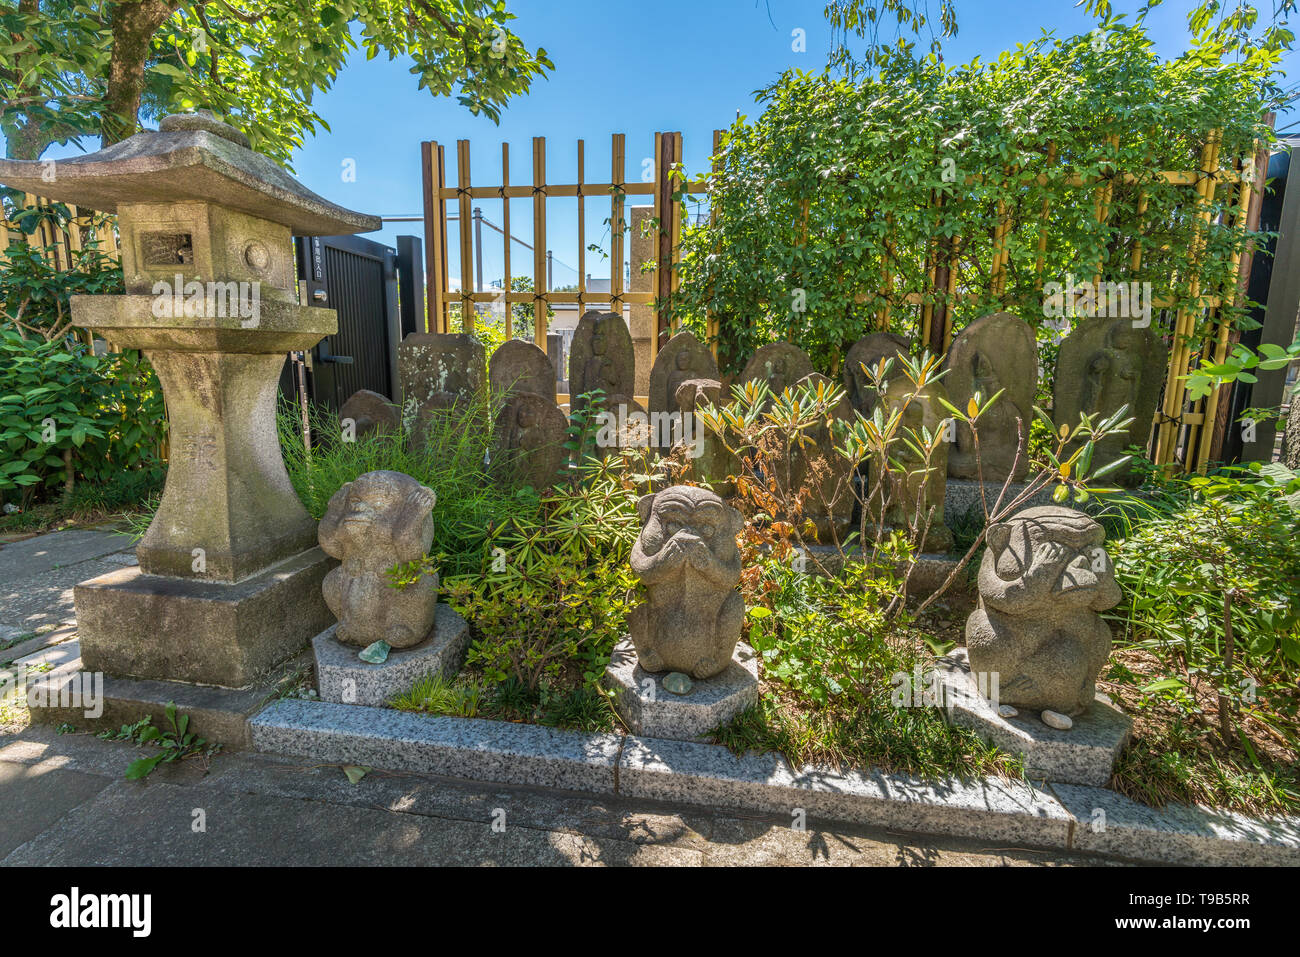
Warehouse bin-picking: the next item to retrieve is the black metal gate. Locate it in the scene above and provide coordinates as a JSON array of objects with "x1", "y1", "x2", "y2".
[{"x1": 288, "y1": 233, "x2": 422, "y2": 411}]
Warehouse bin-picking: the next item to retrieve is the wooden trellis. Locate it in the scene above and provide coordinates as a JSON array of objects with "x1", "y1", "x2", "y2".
[
  {"x1": 1, "y1": 194, "x2": 120, "y2": 270},
  {"x1": 419, "y1": 132, "x2": 707, "y2": 356},
  {"x1": 418, "y1": 127, "x2": 1260, "y2": 473}
]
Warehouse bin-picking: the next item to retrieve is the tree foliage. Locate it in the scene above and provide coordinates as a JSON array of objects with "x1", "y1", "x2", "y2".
[{"x1": 1, "y1": 0, "x2": 553, "y2": 163}]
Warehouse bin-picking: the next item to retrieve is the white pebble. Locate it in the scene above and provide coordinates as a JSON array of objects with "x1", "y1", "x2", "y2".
[
  {"x1": 1041, "y1": 709, "x2": 1073, "y2": 730},
  {"x1": 997, "y1": 704, "x2": 1019, "y2": 718}
]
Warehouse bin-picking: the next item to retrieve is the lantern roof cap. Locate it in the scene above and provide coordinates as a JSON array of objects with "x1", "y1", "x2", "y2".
[{"x1": 0, "y1": 111, "x2": 380, "y2": 236}]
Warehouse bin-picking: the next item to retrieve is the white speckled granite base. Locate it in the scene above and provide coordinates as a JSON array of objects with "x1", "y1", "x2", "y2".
[
  {"x1": 313, "y1": 604, "x2": 470, "y2": 707},
  {"x1": 604, "y1": 638, "x2": 758, "y2": 740},
  {"x1": 249, "y1": 698, "x2": 1300, "y2": 864},
  {"x1": 937, "y1": 649, "x2": 1132, "y2": 786},
  {"x1": 251, "y1": 698, "x2": 622, "y2": 792},
  {"x1": 1049, "y1": 782, "x2": 1300, "y2": 866},
  {"x1": 617, "y1": 735, "x2": 1073, "y2": 847}
]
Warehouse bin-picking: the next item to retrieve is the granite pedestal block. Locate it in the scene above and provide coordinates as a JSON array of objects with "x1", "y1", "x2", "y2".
[
  {"x1": 604, "y1": 637, "x2": 759, "y2": 740},
  {"x1": 74, "y1": 547, "x2": 335, "y2": 688},
  {"x1": 313, "y1": 603, "x2": 470, "y2": 707},
  {"x1": 937, "y1": 648, "x2": 1132, "y2": 786}
]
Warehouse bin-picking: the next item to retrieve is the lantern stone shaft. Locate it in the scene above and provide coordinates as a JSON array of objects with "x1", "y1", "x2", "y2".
[{"x1": 0, "y1": 111, "x2": 380, "y2": 687}]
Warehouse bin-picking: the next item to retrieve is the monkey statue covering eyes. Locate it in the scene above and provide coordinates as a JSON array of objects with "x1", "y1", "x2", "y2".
[{"x1": 965, "y1": 505, "x2": 1122, "y2": 720}]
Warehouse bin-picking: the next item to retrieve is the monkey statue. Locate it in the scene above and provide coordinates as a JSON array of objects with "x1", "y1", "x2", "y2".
[
  {"x1": 629, "y1": 485, "x2": 746, "y2": 680},
  {"x1": 318, "y1": 470, "x2": 439, "y2": 649},
  {"x1": 965, "y1": 505, "x2": 1122, "y2": 721}
]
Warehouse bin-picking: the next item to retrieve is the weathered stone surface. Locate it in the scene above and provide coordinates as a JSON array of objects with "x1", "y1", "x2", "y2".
[
  {"x1": 312, "y1": 605, "x2": 470, "y2": 707},
  {"x1": 339, "y1": 389, "x2": 399, "y2": 438},
  {"x1": 1053, "y1": 319, "x2": 1166, "y2": 484},
  {"x1": 398, "y1": 332, "x2": 486, "y2": 445},
  {"x1": 649, "y1": 330, "x2": 718, "y2": 449},
  {"x1": 0, "y1": 111, "x2": 379, "y2": 237},
  {"x1": 489, "y1": 338, "x2": 556, "y2": 402},
  {"x1": 4, "y1": 111, "x2": 374, "y2": 693},
  {"x1": 604, "y1": 638, "x2": 759, "y2": 740},
  {"x1": 871, "y1": 377, "x2": 953, "y2": 553},
  {"x1": 67, "y1": 321, "x2": 330, "y2": 583},
  {"x1": 74, "y1": 547, "x2": 335, "y2": 688},
  {"x1": 492, "y1": 392, "x2": 569, "y2": 490},
  {"x1": 569, "y1": 310, "x2": 636, "y2": 414},
  {"x1": 966, "y1": 506, "x2": 1121, "y2": 716},
  {"x1": 672, "y1": 378, "x2": 740, "y2": 488},
  {"x1": 944, "y1": 312, "x2": 1037, "y2": 482},
  {"x1": 24, "y1": 649, "x2": 309, "y2": 748},
  {"x1": 318, "y1": 471, "x2": 438, "y2": 650},
  {"x1": 843, "y1": 332, "x2": 910, "y2": 416},
  {"x1": 629, "y1": 486, "x2": 746, "y2": 680},
  {"x1": 938, "y1": 648, "x2": 1131, "y2": 786},
  {"x1": 739, "y1": 342, "x2": 815, "y2": 404}
]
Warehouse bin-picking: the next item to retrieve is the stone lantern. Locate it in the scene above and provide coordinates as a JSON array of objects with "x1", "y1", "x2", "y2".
[{"x1": 0, "y1": 111, "x2": 380, "y2": 689}]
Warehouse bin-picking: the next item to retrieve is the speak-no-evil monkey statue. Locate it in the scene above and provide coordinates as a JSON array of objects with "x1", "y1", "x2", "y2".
[{"x1": 628, "y1": 486, "x2": 746, "y2": 680}]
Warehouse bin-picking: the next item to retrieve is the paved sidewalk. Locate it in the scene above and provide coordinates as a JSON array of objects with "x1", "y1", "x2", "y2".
[
  {"x1": 0, "y1": 724, "x2": 1116, "y2": 866},
  {"x1": 0, "y1": 529, "x2": 137, "y2": 641}
]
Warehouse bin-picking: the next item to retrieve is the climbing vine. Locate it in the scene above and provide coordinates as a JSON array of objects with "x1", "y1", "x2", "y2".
[{"x1": 669, "y1": 22, "x2": 1277, "y2": 377}]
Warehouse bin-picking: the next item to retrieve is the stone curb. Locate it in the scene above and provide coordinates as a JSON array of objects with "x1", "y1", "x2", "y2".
[{"x1": 250, "y1": 698, "x2": 1300, "y2": 866}]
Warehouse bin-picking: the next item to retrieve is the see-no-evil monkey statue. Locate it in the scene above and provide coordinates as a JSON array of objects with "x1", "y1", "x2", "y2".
[
  {"x1": 965, "y1": 506, "x2": 1122, "y2": 721},
  {"x1": 629, "y1": 486, "x2": 746, "y2": 680},
  {"x1": 318, "y1": 470, "x2": 439, "y2": 649}
]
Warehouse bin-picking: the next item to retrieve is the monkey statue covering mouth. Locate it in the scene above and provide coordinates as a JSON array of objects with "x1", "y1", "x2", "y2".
[
  {"x1": 628, "y1": 485, "x2": 746, "y2": 680},
  {"x1": 318, "y1": 470, "x2": 439, "y2": 650}
]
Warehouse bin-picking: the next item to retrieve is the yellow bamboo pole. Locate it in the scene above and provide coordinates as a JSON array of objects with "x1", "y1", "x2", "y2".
[
  {"x1": 501, "y1": 142, "x2": 512, "y2": 340},
  {"x1": 1195, "y1": 154, "x2": 1254, "y2": 473},
  {"x1": 1154, "y1": 129, "x2": 1220, "y2": 469},
  {"x1": 610, "y1": 133, "x2": 626, "y2": 313},
  {"x1": 1034, "y1": 142, "x2": 1057, "y2": 281},
  {"x1": 532, "y1": 136, "x2": 548, "y2": 346},
  {"x1": 456, "y1": 139, "x2": 474, "y2": 333}
]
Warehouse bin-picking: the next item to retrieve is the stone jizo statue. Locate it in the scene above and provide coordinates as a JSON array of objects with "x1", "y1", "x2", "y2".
[
  {"x1": 629, "y1": 486, "x2": 745, "y2": 680},
  {"x1": 1053, "y1": 319, "x2": 1166, "y2": 486},
  {"x1": 493, "y1": 392, "x2": 568, "y2": 491},
  {"x1": 319, "y1": 470, "x2": 439, "y2": 649},
  {"x1": 843, "y1": 332, "x2": 910, "y2": 417},
  {"x1": 943, "y1": 312, "x2": 1036, "y2": 482},
  {"x1": 965, "y1": 506, "x2": 1122, "y2": 722},
  {"x1": 740, "y1": 342, "x2": 815, "y2": 407},
  {"x1": 569, "y1": 310, "x2": 635, "y2": 414}
]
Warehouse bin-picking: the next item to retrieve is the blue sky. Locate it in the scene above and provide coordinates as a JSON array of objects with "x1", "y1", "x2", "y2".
[{"x1": 25, "y1": 0, "x2": 1300, "y2": 290}]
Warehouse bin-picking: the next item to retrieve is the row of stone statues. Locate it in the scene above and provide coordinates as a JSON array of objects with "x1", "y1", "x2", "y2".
[
  {"x1": 318, "y1": 466, "x2": 1121, "y2": 732},
  {"x1": 368, "y1": 309, "x2": 1165, "y2": 543}
]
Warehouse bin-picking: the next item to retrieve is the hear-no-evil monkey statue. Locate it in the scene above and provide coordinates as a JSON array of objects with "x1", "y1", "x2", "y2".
[{"x1": 318, "y1": 470, "x2": 439, "y2": 649}]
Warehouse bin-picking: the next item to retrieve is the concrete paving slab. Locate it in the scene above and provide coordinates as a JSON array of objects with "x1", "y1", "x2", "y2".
[
  {"x1": 0, "y1": 758, "x2": 115, "y2": 858},
  {"x1": 0, "y1": 558, "x2": 121, "y2": 633},
  {"x1": 0, "y1": 529, "x2": 136, "y2": 579},
  {"x1": 14, "y1": 638, "x2": 81, "y2": 670},
  {"x1": 0, "y1": 778, "x2": 702, "y2": 866}
]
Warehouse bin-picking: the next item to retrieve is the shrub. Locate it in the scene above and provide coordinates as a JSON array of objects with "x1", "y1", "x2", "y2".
[{"x1": 0, "y1": 329, "x2": 165, "y2": 505}]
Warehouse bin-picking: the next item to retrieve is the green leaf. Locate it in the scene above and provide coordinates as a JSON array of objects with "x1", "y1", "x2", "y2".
[{"x1": 125, "y1": 754, "x2": 167, "y2": 780}]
